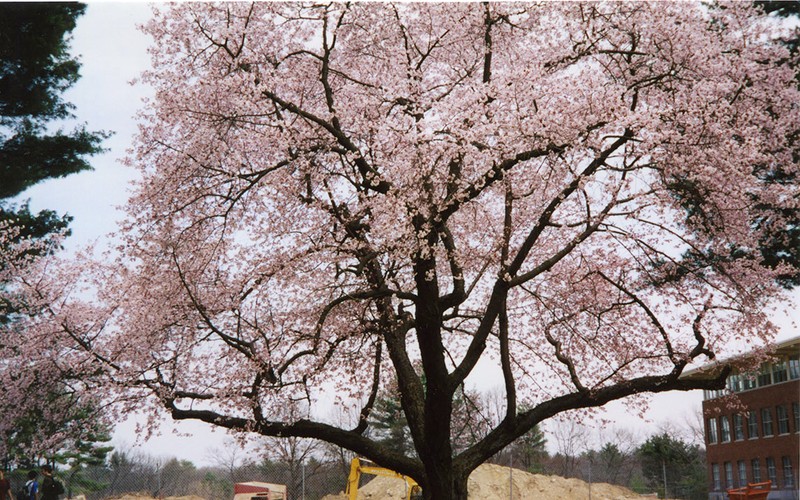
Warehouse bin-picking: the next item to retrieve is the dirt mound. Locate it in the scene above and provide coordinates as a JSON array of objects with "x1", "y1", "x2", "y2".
[{"x1": 321, "y1": 463, "x2": 657, "y2": 500}]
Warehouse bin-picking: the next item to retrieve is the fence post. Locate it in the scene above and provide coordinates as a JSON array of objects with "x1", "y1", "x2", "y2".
[
  {"x1": 156, "y1": 460, "x2": 162, "y2": 498},
  {"x1": 509, "y1": 453, "x2": 513, "y2": 500}
]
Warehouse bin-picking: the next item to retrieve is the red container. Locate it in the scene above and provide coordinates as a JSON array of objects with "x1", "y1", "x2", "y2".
[{"x1": 726, "y1": 481, "x2": 771, "y2": 500}]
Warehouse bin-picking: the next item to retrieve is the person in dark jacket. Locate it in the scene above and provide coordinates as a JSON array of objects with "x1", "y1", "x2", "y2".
[{"x1": 38, "y1": 467, "x2": 57, "y2": 500}]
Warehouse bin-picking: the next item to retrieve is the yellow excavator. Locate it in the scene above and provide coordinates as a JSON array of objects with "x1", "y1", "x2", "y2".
[{"x1": 346, "y1": 457, "x2": 423, "y2": 500}]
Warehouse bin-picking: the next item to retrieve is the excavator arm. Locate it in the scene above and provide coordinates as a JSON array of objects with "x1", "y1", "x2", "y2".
[{"x1": 346, "y1": 458, "x2": 422, "y2": 500}]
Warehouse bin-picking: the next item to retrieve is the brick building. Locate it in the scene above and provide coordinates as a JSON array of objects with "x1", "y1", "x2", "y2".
[{"x1": 683, "y1": 337, "x2": 799, "y2": 500}]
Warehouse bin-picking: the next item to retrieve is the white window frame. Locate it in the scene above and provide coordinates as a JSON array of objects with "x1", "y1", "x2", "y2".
[
  {"x1": 762, "y1": 408, "x2": 774, "y2": 437},
  {"x1": 721, "y1": 416, "x2": 731, "y2": 442}
]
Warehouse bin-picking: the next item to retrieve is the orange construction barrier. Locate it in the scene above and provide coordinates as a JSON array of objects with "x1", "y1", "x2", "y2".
[{"x1": 727, "y1": 481, "x2": 771, "y2": 500}]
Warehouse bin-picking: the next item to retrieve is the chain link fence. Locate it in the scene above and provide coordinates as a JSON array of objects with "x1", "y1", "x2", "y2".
[
  {"x1": 5, "y1": 446, "x2": 702, "y2": 500},
  {"x1": 51, "y1": 458, "x2": 348, "y2": 500},
  {"x1": 17, "y1": 461, "x2": 684, "y2": 500}
]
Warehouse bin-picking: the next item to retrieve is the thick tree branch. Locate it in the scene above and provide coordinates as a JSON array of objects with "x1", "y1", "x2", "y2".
[
  {"x1": 261, "y1": 90, "x2": 391, "y2": 194},
  {"x1": 438, "y1": 143, "x2": 567, "y2": 223},
  {"x1": 165, "y1": 399, "x2": 424, "y2": 478},
  {"x1": 458, "y1": 360, "x2": 730, "y2": 472}
]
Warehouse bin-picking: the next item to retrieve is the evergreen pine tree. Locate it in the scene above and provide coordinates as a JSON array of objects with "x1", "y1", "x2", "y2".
[{"x1": 0, "y1": 2, "x2": 107, "y2": 248}]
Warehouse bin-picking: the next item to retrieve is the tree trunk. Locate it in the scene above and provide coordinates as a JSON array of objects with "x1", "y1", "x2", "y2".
[{"x1": 421, "y1": 466, "x2": 470, "y2": 500}]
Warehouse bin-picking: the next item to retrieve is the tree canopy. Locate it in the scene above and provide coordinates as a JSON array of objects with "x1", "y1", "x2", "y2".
[
  {"x1": 639, "y1": 433, "x2": 707, "y2": 500},
  {"x1": 2, "y1": 3, "x2": 798, "y2": 499}
]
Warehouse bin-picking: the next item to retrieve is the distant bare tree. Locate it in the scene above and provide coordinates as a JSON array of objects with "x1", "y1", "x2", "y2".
[
  {"x1": 656, "y1": 421, "x2": 696, "y2": 445},
  {"x1": 681, "y1": 406, "x2": 707, "y2": 447},
  {"x1": 103, "y1": 447, "x2": 160, "y2": 497},
  {"x1": 549, "y1": 418, "x2": 590, "y2": 478},
  {"x1": 205, "y1": 439, "x2": 257, "y2": 484},
  {"x1": 320, "y1": 407, "x2": 360, "y2": 481},
  {"x1": 258, "y1": 435, "x2": 325, "y2": 498},
  {"x1": 157, "y1": 458, "x2": 196, "y2": 497},
  {"x1": 590, "y1": 427, "x2": 641, "y2": 484}
]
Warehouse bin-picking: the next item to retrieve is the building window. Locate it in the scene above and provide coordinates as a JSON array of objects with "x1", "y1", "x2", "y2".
[
  {"x1": 758, "y1": 363, "x2": 773, "y2": 387},
  {"x1": 727, "y1": 374, "x2": 742, "y2": 393},
  {"x1": 773, "y1": 361, "x2": 788, "y2": 383},
  {"x1": 767, "y1": 457, "x2": 777, "y2": 487},
  {"x1": 789, "y1": 354, "x2": 800, "y2": 380},
  {"x1": 708, "y1": 417, "x2": 718, "y2": 444},
  {"x1": 721, "y1": 416, "x2": 731, "y2": 442},
  {"x1": 762, "y1": 408, "x2": 774, "y2": 437},
  {"x1": 733, "y1": 414, "x2": 744, "y2": 441},
  {"x1": 793, "y1": 402, "x2": 799, "y2": 433},
  {"x1": 748, "y1": 410, "x2": 759, "y2": 439},
  {"x1": 752, "y1": 459, "x2": 762, "y2": 483},
  {"x1": 777, "y1": 405, "x2": 790, "y2": 434},
  {"x1": 742, "y1": 374, "x2": 757, "y2": 391},
  {"x1": 738, "y1": 460, "x2": 747, "y2": 488},
  {"x1": 712, "y1": 463, "x2": 721, "y2": 491},
  {"x1": 704, "y1": 388, "x2": 726, "y2": 400},
  {"x1": 725, "y1": 462, "x2": 734, "y2": 490},
  {"x1": 783, "y1": 457, "x2": 795, "y2": 488}
]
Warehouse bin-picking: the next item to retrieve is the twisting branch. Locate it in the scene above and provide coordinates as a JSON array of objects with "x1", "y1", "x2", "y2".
[
  {"x1": 170, "y1": 248, "x2": 253, "y2": 357},
  {"x1": 439, "y1": 224, "x2": 466, "y2": 310},
  {"x1": 354, "y1": 340, "x2": 382, "y2": 434},
  {"x1": 498, "y1": 300, "x2": 517, "y2": 419},
  {"x1": 499, "y1": 182, "x2": 516, "y2": 419},
  {"x1": 688, "y1": 303, "x2": 714, "y2": 361},
  {"x1": 452, "y1": 132, "x2": 632, "y2": 388},
  {"x1": 542, "y1": 325, "x2": 588, "y2": 394},
  {"x1": 163, "y1": 396, "x2": 424, "y2": 478}
]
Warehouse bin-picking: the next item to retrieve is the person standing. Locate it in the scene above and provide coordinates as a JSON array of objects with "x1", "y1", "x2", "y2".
[
  {"x1": 0, "y1": 471, "x2": 12, "y2": 500},
  {"x1": 38, "y1": 467, "x2": 57, "y2": 500},
  {"x1": 24, "y1": 471, "x2": 37, "y2": 500}
]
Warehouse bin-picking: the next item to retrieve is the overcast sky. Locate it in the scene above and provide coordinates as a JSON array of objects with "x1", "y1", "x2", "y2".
[{"x1": 13, "y1": 1, "x2": 799, "y2": 468}]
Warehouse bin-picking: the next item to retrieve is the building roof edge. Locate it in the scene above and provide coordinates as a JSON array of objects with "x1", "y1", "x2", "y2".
[{"x1": 679, "y1": 335, "x2": 800, "y2": 381}]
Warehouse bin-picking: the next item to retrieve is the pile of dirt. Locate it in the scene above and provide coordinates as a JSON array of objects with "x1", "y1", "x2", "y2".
[{"x1": 321, "y1": 463, "x2": 659, "y2": 500}]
